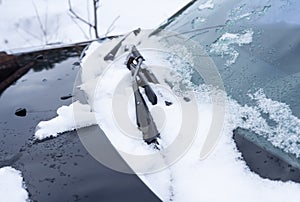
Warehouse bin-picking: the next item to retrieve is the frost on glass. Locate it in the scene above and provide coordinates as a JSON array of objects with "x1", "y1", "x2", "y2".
[{"x1": 210, "y1": 29, "x2": 254, "y2": 66}]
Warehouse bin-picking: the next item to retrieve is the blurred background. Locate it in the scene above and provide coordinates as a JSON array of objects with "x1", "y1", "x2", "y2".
[{"x1": 0, "y1": 0, "x2": 190, "y2": 52}]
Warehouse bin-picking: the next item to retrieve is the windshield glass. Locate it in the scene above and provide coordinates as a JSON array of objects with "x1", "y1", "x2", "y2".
[{"x1": 157, "y1": 0, "x2": 300, "y2": 169}]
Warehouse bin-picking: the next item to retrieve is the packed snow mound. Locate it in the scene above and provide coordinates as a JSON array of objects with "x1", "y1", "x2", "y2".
[{"x1": 0, "y1": 167, "x2": 29, "y2": 202}]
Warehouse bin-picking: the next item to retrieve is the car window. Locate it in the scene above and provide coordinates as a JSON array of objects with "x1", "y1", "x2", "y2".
[{"x1": 156, "y1": 0, "x2": 300, "y2": 165}]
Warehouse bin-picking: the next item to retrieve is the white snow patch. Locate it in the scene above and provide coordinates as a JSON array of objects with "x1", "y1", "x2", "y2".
[
  {"x1": 210, "y1": 29, "x2": 254, "y2": 66},
  {"x1": 198, "y1": 0, "x2": 214, "y2": 10},
  {"x1": 249, "y1": 89, "x2": 300, "y2": 157},
  {"x1": 0, "y1": 167, "x2": 29, "y2": 202},
  {"x1": 35, "y1": 101, "x2": 96, "y2": 140}
]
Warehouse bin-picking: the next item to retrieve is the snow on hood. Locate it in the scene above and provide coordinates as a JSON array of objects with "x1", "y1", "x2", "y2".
[
  {"x1": 0, "y1": 167, "x2": 29, "y2": 202},
  {"x1": 34, "y1": 29, "x2": 300, "y2": 201}
]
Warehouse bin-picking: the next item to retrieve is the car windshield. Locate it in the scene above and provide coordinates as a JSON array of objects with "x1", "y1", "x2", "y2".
[
  {"x1": 1, "y1": 1, "x2": 299, "y2": 201},
  {"x1": 156, "y1": 0, "x2": 300, "y2": 172}
]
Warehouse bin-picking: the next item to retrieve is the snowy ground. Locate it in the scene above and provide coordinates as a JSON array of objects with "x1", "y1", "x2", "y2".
[
  {"x1": 0, "y1": 0, "x2": 191, "y2": 52},
  {"x1": 0, "y1": 167, "x2": 29, "y2": 202}
]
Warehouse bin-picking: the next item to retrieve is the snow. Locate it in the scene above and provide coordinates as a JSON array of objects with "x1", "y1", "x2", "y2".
[
  {"x1": 91, "y1": 51, "x2": 199, "y2": 156},
  {"x1": 0, "y1": 0, "x2": 191, "y2": 52},
  {"x1": 249, "y1": 90, "x2": 300, "y2": 157},
  {"x1": 35, "y1": 101, "x2": 96, "y2": 140},
  {"x1": 198, "y1": 0, "x2": 214, "y2": 10},
  {"x1": 0, "y1": 167, "x2": 29, "y2": 202},
  {"x1": 3, "y1": 0, "x2": 299, "y2": 201},
  {"x1": 210, "y1": 29, "x2": 254, "y2": 66},
  {"x1": 34, "y1": 32, "x2": 300, "y2": 201}
]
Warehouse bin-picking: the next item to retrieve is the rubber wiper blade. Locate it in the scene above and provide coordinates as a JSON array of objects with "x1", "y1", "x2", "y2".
[{"x1": 133, "y1": 87, "x2": 160, "y2": 144}]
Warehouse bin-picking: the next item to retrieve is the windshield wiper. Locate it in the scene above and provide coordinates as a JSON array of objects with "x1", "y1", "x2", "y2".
[{"x1": 125, "y1": 45, "x2": 160, "y2": 144}]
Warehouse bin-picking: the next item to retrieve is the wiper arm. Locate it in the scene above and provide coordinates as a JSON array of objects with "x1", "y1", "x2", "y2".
[
  {"x1": 126, "y1": 46, "x2": 158, "y2": 105},
  {"x1": 104, "y1": 28, "x2": 141, "y2": 61},
  {"x1": 125, "y1": 46, "x2": 160, "y2": 144}
]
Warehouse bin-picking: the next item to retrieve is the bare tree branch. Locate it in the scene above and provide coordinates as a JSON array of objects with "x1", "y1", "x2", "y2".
[
  {"x1": 16, "y1": 22, "x2": 42, "y2": 42},
  {"x1": 49, "y1": 15, "x2": 61, "y2": 45},
  {"x1": 94, "y1": 0, "x2": 100, "y2": 9},
  {"x1": 86, "y1": 0, "x2": 92, "y2": 38},
  {"x1": 33, "y1": 1, "x2": 48, "y2": 44},
  {"x1": 93, "y1": 0, "x2": 99, "y2": 38},
  {"x1": 68, "y1": 0, "x2": 94, "y2": 28},
  {"x1": 68, "y1": 0, "x2": 94, "y2": 27},
  {"x1": 17, "y1": 25, "x2": 41, "y2": 45},
  {"x1": 44, "y1": 5, "x2": 48, "y2": 40},
  {"x1": 68, "y1": 13, "x2": 90, "y2": 40},
  {"x1": 68, "y1": 0, "x2": 99, "y2": 38},
  {"x1": 104, "y1": 15, "x2": 120, "y2": 37}
]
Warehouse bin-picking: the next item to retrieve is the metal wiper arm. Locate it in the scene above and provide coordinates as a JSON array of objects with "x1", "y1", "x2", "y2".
[
  {"x1": 126, "y1": 46, "x2": 160, "y2": 144},
  {"x1": 104, "y1": 28, "x2": 141, "y2": 61}
]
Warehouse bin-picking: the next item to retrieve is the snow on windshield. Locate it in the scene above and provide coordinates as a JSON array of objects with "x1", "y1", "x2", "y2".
[
  {"x1": 34, "y1": 37, "x2": 300, "y2": 201},
  {"x1": 198, "y1": 0, "x2": 214, "y2": 10},
  {"x1": 210, "y1": 29, "x2": 254, "y2": 66},
  {"x1": 29, "y1": 0, "x2": 300, "y2": 201}
]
